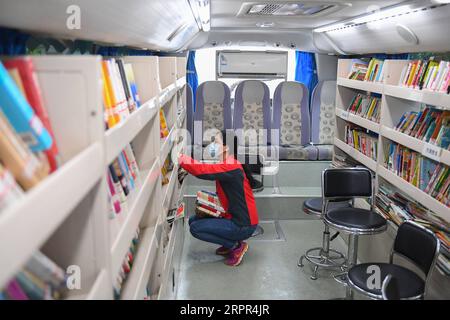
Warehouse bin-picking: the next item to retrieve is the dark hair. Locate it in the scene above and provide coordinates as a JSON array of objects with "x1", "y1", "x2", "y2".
[{"x1": 219, "y1": 130, "x2": 254, "y2": 183}]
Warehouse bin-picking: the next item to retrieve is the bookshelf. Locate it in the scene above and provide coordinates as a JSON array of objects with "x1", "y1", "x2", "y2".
[
  {"x1": 334, "y1": 58, "x2": 450, "y2": 225},
  {"x1": 0, "y1": 54, "x2": 188, "y2": 300}
]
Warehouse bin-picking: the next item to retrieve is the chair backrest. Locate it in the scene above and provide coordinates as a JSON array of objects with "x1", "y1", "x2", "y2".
[
  {"x1": 233, "y1": 80, "x2": 271, "y2": 146},
  {"x1": 381, "y1": 274, "x2": 400, "y2": 300},
  {"x1": 393, "y1": 221, "x2": 440, "y2": 276},
  {"x1": 311, "y1": 80, "x2": 337, "y2": 145},
  {"x1": 272, "y1": 81, "x2": 310, "y2": 146},
  {"x1": 322, "y1": 168, "x2": 373, "y2": 199},
  {"x1": 186, "y1": 83, "x2": 194, "y2": 144},
  {"x1": 194, "y1": 81, "x2": 232, "y2": 146}
]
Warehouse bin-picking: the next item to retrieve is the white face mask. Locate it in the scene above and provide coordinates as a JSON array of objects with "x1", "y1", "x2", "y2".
[{"x1": 207, "y1": 142, "x2": 221, "y2": 160}]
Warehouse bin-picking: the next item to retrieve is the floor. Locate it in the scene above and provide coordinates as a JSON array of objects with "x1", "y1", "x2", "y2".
[{"x1": 176, "y1": 219, "x2": 350, "y2": 300}]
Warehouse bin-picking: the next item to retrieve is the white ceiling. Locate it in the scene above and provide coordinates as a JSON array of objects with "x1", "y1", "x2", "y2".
[{"x1": 210, "y1": 0, "x2": 404, "y2": 30}]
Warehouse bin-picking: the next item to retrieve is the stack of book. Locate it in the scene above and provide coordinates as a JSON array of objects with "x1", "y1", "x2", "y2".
[
  {"x1": 384, "y1": 141, "x2": 450, "y2": 207},
  {"x1": 0, "y1": 58, "x2": 59, "y2": 212},
  {"x1": 363, "y1": 58, "x2": 385, "y2": 82},
  {"x1": 332, "y1": 153, "x2": 362, "y2": 169},
  {"x1": 376, "y1": 183, "x2": 450, "y2": 275},
  {"x1": 1, "y1": 251, "x2": 67, "y2": 299},
  {"x1": 114, "y1": 228, "x2": 140, "y2": 299},
  {"x1": 347, "y1": 59, "x2": 369, "y2": 81},
  {"x1": 107, "y1": 144, "x2": 140, "y2": 218},
  {"x1": 398, "y1": 58, "x2": 450, "y2": 94},
  {"x1": 347, "y1": 93, "x2": 381, "y2": 123},
  {"x1": 395, "y1": 107, "x2": 450, "y2": 150},
  {"x1": 101, "y1": 58, "x2": 141, "y2": 130},
  {"x1": 344, "y1": 124, "x2": 378, "y2": 161},
  {"x1": 195, "y1": 190, "x2": 225, "y2": 218}
]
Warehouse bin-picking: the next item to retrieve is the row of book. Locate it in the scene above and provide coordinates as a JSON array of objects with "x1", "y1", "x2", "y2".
[
  {"x1": 347, "y1": 93, "x2": 381, "y2": 123},
  {"x1": 347, "y1": 58, "x2": 385, "y2": 82},
  {"x1": 344, "y1": 124, "x2": 378, "y2": 161},
  {"x1": 376, "y1": 183, "x2": 449, "y2": 275},
  {"x1": 0, "y1": 58, "x2": 61, "y2": 212},
  {"x1": 113, "y1": 228, "x2": 140, "y2": 299},
  {"x1": 398, "y1": 58, "x2": 450, "y2": 94},
  {"x1": 395, "y1": 107, "x2": 450, "y2": 150},
  {"x1": 195, "y1": 190, "x2": 225, "y2": 218},
  {"x1": 384, "y1": 141, "x2": 450, "y2": 207},
  {"x1": 101, "y1": 58, "x2": 141, "y2": 130},
  {"x1": 107, "y1": 144, "x2": 140, "y2": 218},
  {"x1": 1, "y1": 251, "x2": 66, "y2": 300}
]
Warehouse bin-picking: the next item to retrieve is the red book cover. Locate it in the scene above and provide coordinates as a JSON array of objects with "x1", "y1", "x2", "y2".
[{"x1": 4, "y1": 57, "x2": 60, "y2": 172}]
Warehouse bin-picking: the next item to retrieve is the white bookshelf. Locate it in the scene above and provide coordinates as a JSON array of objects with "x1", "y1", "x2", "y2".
[
  {"x1": 0, "y1": 53, "x2": 189, "y2": 300},
  {"x1": 334, "y1": 58, "x2": 450, "y2": 223}
]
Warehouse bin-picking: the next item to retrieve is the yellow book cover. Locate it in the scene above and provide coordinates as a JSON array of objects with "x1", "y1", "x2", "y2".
[
  {"x1": 101, "y1": 66, "x2": 118, "y2": 128},
  {"x1": 102, "y1": 61, "x2": 121, "y2": 125},
  {"x1": 160, "y1": 108, "x2": 169, "y2": 138}
]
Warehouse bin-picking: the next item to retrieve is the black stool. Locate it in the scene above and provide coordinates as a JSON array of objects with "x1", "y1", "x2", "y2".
[
  {"x1": 348, "y1": 221, "x2": 440, "y2": 300},
  {"x1": 381, "y1": 275, "x2": 399, "y2": 300},
  {"x1": 322, "y1": 168, "x2": 387, "y2": 299},
  {"x1": 298, "y1": 198, "x2": 350, "y2": 280}
]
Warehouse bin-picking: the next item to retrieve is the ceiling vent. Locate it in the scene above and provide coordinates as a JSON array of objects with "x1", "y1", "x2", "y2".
[{"x1": 237, "y1": 2, "x2": 349, "y2": 17}]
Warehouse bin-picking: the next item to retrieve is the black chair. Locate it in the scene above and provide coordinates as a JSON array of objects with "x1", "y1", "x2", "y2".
[
  {"x1": 381, "y1": 274, "x2": 400, "y2": 300},
  {"x1": 321, "y1": 168, "x2": 387, "y2": 299},
  {"x1": 298, "y1": 197, "x2": 350, "y2": 280},
  {"x1": 347, "y1": 221, "x2": 440, "y2": 300}
]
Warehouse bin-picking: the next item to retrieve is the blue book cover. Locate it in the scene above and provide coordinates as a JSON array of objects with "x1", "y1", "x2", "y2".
[
  {"x1": 118, "y1": 153, "x2": 134, "y2": 190},
  {"x1": 420, "y1": 157, "x2": 437, "y2": 191},
  {"x1": 439, "y1": 126, "x2": 450, "y2": 149},
  {"x1": 0, "y1": 61, "x2": 52, "y2": 152}
]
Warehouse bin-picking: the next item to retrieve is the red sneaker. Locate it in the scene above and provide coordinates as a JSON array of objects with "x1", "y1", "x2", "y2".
[
  {"x1": 215, "y1": 246, "x2": 231, "y2": 256},
  {"x1": 224, "y1": 242, "x2": 249, "y2": 266}
]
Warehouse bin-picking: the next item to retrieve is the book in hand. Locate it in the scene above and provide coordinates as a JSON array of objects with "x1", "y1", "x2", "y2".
[
  {"x1": 0, "y1": 61, "x2": 52, "y2": 152},
  {"x1": 195, "y1": 190, "x2": 225, "y2": 218}
]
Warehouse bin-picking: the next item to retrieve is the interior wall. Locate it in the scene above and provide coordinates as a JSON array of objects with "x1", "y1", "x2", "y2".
[
  {"x1": 315, "y1": 53, "x2": 338, "y2": 81},
  {"x1": 195, "y1": 47, "x2": 296, "y2": 96}
]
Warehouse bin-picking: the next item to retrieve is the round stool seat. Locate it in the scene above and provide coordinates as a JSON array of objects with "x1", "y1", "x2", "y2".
[
  {"x1": 303, "y1": 198, "x2": 351, "y2": 216},
  {"x1": 348, "y1": 263, "x2": 424, "y2": 299},
  {"x1": 325, "y1": 208, "x2": 387, "y2": 233}
]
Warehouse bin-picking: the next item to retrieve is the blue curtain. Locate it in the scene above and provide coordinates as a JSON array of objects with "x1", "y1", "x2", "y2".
[
  {"x1": 295, "y1": 51, "x2": 318, "y2": 101},
  {"x1": 186, "y1": 51, "x2": 198, "y2": 111}
]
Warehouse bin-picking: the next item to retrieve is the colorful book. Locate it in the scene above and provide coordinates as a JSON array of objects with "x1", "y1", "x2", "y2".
[{"x1": 0, "y1": 61, "x2": 52, "y2": 152}]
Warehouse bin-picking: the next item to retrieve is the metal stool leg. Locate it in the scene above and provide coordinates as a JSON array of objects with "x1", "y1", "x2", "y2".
[
  {"x1": 345, "y1": 234, "x2": 359, "y2": 299},
  {"x1": 298, "y1": 224, "x2": 346, "y2": 280}
]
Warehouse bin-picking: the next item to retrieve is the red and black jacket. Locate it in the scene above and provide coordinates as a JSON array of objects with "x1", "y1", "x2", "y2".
[{"x1": 179, "y1": 154, "x2": 259, "y2": 227}]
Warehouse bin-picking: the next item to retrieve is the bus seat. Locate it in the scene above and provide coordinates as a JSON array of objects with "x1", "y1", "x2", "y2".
[
  {"x1": 193, "y1": 81, "x2": 232, "y2": 149},
  {"x1": 233, "y1": 80, "x2": 271, "y2": 148},
  {"x1": 185, "y1": 83, "x2": 194, "y2": 151},
  {"x1": 311, "y1": 80, "x2": 337, "y2": 161},
  {"x1": 273, "y1": 81, "x2": 317, "y2": 160}
]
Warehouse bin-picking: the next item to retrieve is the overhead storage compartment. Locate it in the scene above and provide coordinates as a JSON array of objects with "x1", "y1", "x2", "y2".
[
  {"x1": 0, "y1": 0, "x2": 200, "y2": 52},
  {"x1": 313, "y1": 2, "x2": 450, "y2": 55}
]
